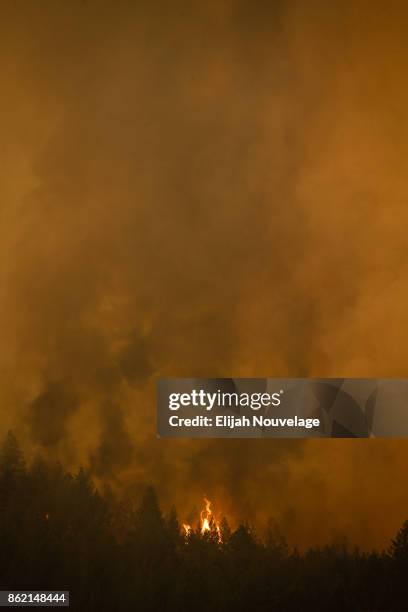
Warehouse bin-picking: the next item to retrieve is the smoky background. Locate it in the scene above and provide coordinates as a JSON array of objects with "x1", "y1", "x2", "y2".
[{"x1": 1, "y1": 0, "x2": 408, "y2": 550}]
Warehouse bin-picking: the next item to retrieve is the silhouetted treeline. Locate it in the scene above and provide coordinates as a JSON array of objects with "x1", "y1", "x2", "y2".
[{"x1": 1, "y1": 431, "x2": 407, "y2": 611}]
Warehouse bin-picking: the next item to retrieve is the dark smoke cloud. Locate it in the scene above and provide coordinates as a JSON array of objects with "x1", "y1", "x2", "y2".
[
  {"x1": 30, "y1": 383, "x2": 78, "y2": 447},
  {"x1": 1, "y1": 0, "x2": 408, "y2": 549},
  {"x1": 90, "y1": 401, "x2": 134, "y2": 478}
]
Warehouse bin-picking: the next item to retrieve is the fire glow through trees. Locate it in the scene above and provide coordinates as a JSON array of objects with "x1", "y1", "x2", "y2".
[{"x1": 183, "y1": 498, "x2": 222, "y2": 541}]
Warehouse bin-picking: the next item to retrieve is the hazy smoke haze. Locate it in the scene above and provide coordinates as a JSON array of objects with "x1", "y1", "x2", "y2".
[{"x1": 1, "y1": 0, "x2": 408, "y2": 550}]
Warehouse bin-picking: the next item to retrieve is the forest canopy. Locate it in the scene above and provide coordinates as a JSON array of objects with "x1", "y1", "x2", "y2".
[{"x1": 0, "y1": 431, "x2": 407, "y2": 611}]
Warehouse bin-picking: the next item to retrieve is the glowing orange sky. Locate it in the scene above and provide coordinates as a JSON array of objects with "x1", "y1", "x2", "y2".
[{"x1": 1, "y1": 0, "x2": 408, "y2": 550}]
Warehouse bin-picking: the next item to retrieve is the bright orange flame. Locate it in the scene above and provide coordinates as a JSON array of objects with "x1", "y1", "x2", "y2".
[
  {"x1": 183, "y1": 498, "x2": 222, "y2": 541},
  {"x1": 200, "y1": 497, "x2": 212, "y2": 535},
  {"x1": 182, "y1": 523, "x2": 191, "y2": 536}
]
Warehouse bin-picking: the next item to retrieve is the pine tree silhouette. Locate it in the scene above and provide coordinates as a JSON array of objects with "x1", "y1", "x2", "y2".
[
  {"x1": 390, "y1": 519, "x2": 408, "y2": 565},
  {"x1": 0, "y1": 433, "x2": 407, "y2": 611}
]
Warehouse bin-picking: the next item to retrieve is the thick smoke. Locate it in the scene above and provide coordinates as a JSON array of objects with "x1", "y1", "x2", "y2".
[{"x1": 1, "y1": 0, "x2": 408, "y2": 549}]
